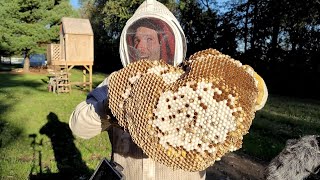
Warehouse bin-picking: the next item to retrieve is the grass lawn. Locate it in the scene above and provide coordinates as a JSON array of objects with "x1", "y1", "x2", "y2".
[
  {"x1": 0, "y1": 67, "x2": 110, "y2": 179},
  {"x1": 241, "y1": 94, "x2": 320, "y2": 162},
  {"x1": 0, "y1": 64, "x2": 320, "y2": 179}
]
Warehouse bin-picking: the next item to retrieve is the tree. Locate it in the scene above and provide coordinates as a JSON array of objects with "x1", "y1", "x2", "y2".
[
  {"x1": 0, "y1": 0, "x2": 77, "y2": 72},
  {"x1": 216, "y1": 13, "x2": 238, "y2": 57},
  {"x1": 79, "y1": 0, "x2": 177, "y2": 72},
  {"x1": 178, "y1": 0, "x2": 219, "y2": 56}
]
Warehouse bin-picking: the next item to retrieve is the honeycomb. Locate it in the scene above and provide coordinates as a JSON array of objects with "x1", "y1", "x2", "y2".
[{"x1": 108, "y1": 49, "x2": 262, "y2": 171}]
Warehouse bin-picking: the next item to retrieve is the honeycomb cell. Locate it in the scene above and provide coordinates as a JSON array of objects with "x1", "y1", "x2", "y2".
[{"x1": 107, "y1": 49, "x2": 261, "y2": 171}]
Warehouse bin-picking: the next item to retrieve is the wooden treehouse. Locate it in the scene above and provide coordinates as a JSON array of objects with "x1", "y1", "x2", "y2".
[{"x1": 47, "y1": 17, "x2": 94, "y2": 93}]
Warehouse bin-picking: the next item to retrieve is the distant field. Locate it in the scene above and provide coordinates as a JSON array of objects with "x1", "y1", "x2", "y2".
[{"x1": 0, "y1": 64, "x2": 319, "y2": 179}]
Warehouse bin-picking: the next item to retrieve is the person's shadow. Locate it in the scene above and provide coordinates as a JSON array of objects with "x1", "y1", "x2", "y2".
[{"x1": 31, "y1": 112, "x2": 91, "y2": 179}]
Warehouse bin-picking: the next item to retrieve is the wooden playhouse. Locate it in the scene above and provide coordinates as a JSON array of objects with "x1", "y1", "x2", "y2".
[{"x1": 47, "y1": 17, "x2": 94, "y2": 92}]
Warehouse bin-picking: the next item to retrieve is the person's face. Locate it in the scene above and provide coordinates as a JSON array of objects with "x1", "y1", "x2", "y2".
[{"x1": 133, "y1": 27, "x2": 161, "y2": 61}]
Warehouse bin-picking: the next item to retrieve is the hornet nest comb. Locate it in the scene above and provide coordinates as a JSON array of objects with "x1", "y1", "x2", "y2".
[{"x1": 107, "y1": 48, "x2": 268, "y2": 171}]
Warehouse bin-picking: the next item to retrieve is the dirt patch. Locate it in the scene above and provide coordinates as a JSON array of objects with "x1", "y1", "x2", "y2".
[
  {"x1": 0, "y1": 66, "x2": 49, "y2": 75},
  {"x1": 206, "y1": 152, "x2": 267, "y2": 180},
  {"x1": 29, "y1": 66, "x2": 49, "y2": 74},
  {"x1": 21, "y1": 66, "x2": 49, "y2": 75}
]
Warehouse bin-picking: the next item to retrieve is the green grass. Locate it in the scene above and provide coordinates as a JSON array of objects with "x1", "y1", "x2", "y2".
[
  {"x1": 240, "y1": 95, "x2": 320, "y2": 162},
  {"x1": 0, "y1": 67, "x2": 111, "y2": 179},
  {"x1": 1, "y1": 64, "x2": 320, "y2": 178}
]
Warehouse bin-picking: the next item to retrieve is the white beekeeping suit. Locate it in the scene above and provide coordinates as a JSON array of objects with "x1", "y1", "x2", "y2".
[{"x1": 69, "y1": 0, "x2": 206, "y2": 179}]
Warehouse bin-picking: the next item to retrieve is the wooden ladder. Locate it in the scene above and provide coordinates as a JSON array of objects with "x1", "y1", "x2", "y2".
[{"x1": 56, "y1": 64, "x2": 71, "y2": 94}]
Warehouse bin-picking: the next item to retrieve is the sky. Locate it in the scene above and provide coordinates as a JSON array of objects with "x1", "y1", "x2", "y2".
[
  {"x1": 69, "y1": 0, "x2": 231, "y2": 11},
  {"x1": 70, "y1": 0, "x2": 80, "y2": 9}
]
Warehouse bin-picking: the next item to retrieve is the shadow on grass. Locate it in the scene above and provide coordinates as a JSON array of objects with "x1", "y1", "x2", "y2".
[
  {"x1": 0, "y1": 73, "x2": 45, "y2": 149},
  {"x1": 241, "y1": 109, "x2": 320, "y2": 162},
  {"x1": 0, "y1": 73, "x2": 44, "y2": 89},
  {"x1": 0, "y1": 63, "x2": 22, "y2": 71},
  {"x1": 29, "y1": 112, "x2": 92, "y2": 180},
  {"x1": 0, "y1": 121, "x2": 22, "y2": 149}
]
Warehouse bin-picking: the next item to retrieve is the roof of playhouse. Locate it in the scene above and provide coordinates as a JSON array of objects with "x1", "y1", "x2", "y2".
[{"x1": 61, "y1": 17, "x2": 93, "y2": 36}]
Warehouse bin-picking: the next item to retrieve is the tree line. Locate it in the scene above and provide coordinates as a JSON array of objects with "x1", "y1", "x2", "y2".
[
  {"x1": 0, "y1": 0, "x2": 77, "y2": 71},
  {"x1": 1, "y1": 0, "x2": 319, "y2": 98},
  {"x1": 80, "y1": 0, "x2": 319, "y2": 98}
]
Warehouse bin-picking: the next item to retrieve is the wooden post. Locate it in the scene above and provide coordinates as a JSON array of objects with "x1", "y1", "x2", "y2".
[
  {"x1": 83, "y1": 65, "x2": 93, "y2": 91},
  {"x1": 83, "y1": 69, "x2": 86, "y2": 90},
  {"x1": 90, "y1": 65, "x2": 92, "y2": 91}
]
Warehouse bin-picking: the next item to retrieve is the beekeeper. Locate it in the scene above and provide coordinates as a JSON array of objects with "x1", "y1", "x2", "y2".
[{"x1": 69, "y1": 0, "x2": 206, "y2": 179}]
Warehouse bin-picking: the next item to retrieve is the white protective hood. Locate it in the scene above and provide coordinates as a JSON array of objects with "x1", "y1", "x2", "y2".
[{"x1": 119, "y1": 0, "x2": 187, "y2": 67}]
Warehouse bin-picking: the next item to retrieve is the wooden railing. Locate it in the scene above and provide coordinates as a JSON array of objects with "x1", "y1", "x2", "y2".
[{"x1": 47, "y1": 44, "x2": 62, "y2": 65}]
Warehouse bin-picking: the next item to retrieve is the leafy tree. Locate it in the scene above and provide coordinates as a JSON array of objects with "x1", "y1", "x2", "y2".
[
  {"x1": 216, "y1": 13, "x2": 237, "y2": 57},
  {"x1": 79, "y1": 0, "x2": 176, "y2": 72},
  {"x1": 0, "y1": 0, "x2": 77, "y2": 72},
  {"x1": 78, "y1": 0, "x2": 145, "y2": 72},
  {"x1": 178, "y1": 0, "x2": 219, "y2": 56},
  {"x1": 74, "y1": 0, "x2": 320, "y2": 98}
]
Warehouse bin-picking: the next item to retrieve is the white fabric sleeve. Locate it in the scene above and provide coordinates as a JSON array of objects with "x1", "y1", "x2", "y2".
[{"x1": 69, "y1": 78, "x2": 109, "y2": 139}]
